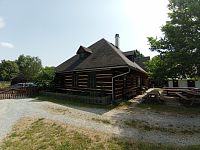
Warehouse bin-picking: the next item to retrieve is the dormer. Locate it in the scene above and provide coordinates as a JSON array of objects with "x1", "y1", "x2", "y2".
[{"x1": 76, "y1": 46, "x2": 92, "y2": 59}]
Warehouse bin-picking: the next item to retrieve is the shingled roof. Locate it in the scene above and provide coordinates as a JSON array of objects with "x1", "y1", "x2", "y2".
[{"x1": 56, "y1": 38, "x2": 147, "y2": 74}]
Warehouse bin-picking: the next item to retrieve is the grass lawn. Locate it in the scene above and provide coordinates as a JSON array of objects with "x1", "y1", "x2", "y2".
[
  {"x1": 1, "y1": 118, "x2": 199, "y2": 150},
  {"x1": 137, "y1": 103, "x2": 200, "y2": 115},
  {"x1": 0, "y1": 81, "x2": 10, "y2": 89}
]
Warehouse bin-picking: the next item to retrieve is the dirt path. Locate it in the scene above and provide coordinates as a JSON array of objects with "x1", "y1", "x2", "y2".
[{"x1": 0, "y1": 98, "x2": 200, "y2": 146}]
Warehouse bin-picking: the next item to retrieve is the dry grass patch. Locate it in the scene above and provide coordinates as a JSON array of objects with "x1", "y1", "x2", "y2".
[
  {"x1": 44, "y1": 105, "x2": 113, "y2": 125},
  {"x1": 137, "y1": 103, "x2": 200, "y2": 115},
  {"x1": 91, "y1": 118, "x2": 111, "y2": 124},
  {"x1": 125, "y1": 119, "x2": 200, "y2": 134},
  {"x1": 115, "y1": 101, "x2": 133, "y2": 110},
  {"x1": 44, "y1": 106, "x2": 71, "y2": 115},
  {"x1": 1, "y1": 117, "x2": 200, "y2": 150}
]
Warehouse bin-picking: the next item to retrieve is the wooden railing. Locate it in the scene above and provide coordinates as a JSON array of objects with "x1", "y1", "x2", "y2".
[{"x1": 0, "y1": 87, "x2": 38, "y2": 100}]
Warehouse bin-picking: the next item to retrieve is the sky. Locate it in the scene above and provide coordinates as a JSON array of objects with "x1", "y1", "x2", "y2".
[{"x1": 0, "y1": 0, "x2": 169, "y2": 67}]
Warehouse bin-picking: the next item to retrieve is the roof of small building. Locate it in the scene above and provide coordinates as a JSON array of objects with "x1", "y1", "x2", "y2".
[
  {"x1": 56, "y1": 38, "x2": 147, "y2": 74},
  {"x1": 76, "y1": 46, "x2": 92, "y2": 54},
  {"x1": 123, "y1": 50, "x2": 135, "y2": 56}
]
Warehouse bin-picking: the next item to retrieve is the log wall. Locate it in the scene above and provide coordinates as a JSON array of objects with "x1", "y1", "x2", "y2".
[
  {"x1": 113, "y1": 73, "x2": 138, "y2": 100},
  {"x1": 55, "y1": 68, "x2": 148, "y2": 102},
  {"x1": 55, "y1": 70, "x2": 113, "y2": 99}
]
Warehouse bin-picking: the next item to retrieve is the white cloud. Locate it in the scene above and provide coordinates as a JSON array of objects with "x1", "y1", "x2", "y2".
[
  {"x1": 0, "y1": 42, "x2": 15, "y2": 49},
  {"x1": 0, "y1": 17, "x2": 5, "y2": 29}
]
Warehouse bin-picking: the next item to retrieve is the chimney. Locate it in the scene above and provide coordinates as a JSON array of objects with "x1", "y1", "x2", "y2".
[{"x1": 115, "y1": 34, "x2": 120, "y2": 48}]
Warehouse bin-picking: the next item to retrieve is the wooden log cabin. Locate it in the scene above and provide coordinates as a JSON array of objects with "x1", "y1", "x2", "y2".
[{"x1": 54, "y1": 38, "x2": 148, "y2": 104}]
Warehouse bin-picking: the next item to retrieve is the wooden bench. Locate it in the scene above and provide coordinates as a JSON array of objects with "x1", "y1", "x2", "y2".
[
  {"x1": 175, "y1": 92, "x2": 189, "y2": 101},
  {"x1": 163, "y1": 89, "x2": 187, "y2": 96},
  {"x1": 142, "y1": 90, "x2": 162, "y2": 103},
  {"x1": 175, "y1": 92, "x2": 200, "y2": 105}
]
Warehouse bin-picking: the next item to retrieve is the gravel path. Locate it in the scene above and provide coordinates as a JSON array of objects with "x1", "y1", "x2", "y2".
[{"x1": 0, "y1": 98, "x2": 200, "y2": 146}]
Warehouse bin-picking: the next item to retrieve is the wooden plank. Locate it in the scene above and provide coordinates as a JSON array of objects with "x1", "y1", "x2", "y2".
[
  {"x1": 78, "y1": 82, "x2": 87, "y2": 84},
  {"x1": 78, "y1": 85, "x2": 88, "y2": 87},
  {"x1": 78, "y1": 75, "x2": 88, "y2": 77},
  {"x1": 96, "y1": 81, "x2": 112, "y2": 84},
  {"x1": 64, "y1": 76, "x2": 72, "y2": 78},
  {"x1": 65, "y1": 79, "x2": 72, "y2": 81},
  {"x1": 115, "y1": 83, "x2": 124, "y2": 87},
  {"x1": 115, "y1": 93, "x2": 123, "y2": 97},
  {"x1": 96, "y1": 84, "x2": 112, "y2": 87},
  {"x1": 175, "y1": 92, "x2": 189, "y2": 101},
  {"x1": 78, "y1": 78, "x2": 88, "y2": 81},
  {"x1": 115, "y1": 87, "x2": 123, "y2": 90},
  {"x1": 96, "y1": 86, "x2": 112, "y2": 88},
  {"x1": 96, "y1": 76, "x2": 112, "y2": 79},
  {"x1": 96, "y1": 74, "x2": 112, "y2": 76}
]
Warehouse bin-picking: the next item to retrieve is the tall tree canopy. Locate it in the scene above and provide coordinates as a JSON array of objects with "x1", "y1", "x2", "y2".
[
  {"x1": 16, "y1": 55, "x2": 42, "y2": 81},
  {"x1": 148, "y1": 0, "x2": 200, "y2": 78},
  {"x1": 35, "y1": 66, "x2": 55, "y2": 89},
  {"x1": 0, "y1": 60, "x2": 19, "y2": 81}
]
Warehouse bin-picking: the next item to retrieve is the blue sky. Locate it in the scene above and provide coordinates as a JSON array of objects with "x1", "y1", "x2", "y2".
[{"x1": 0, "y1": 0, "x2": 169, "y2": 67}]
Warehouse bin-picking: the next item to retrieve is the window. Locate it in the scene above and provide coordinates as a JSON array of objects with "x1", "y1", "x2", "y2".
[
  {"x1": 187, "y1": 80, "x2": 195, "y2": 87},
  {"x1": 136, "y1": 77, "x2": 141, "y2": 87},
  {"x1": 124, "y1": 75, "x2": 127, "y2": 88},
  {"x1": 173, "y1": 80, "x2": 178, "y2": 87},
  {"x1": 73, "y1": 73, "x2": 78, "y2": 87},
  {"x1": 80, "y1": 53, "x2": 85, "y2": 59},
  {"x1": 88, "y1": 72, "x2": 96, "y2": 88}
]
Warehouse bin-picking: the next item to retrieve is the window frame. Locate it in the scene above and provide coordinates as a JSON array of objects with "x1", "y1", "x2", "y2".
[
  {"x1": 72, "y1": 73, "x2": 78, "y2": 87},
  {"x1": 88, "y1": 72, "x2": 96, "y2": 89}
]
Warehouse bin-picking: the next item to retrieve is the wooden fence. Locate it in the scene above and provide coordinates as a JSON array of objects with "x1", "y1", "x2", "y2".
[
  {"x1": 41, "y1": 91, "x2": 111, "y2": 105},
  {"x1": 0, "y1": 87, "x2": 38, "y2": 100}
]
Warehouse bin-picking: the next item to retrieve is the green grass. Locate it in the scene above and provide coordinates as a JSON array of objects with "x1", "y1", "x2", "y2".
[
  {"x1": 1, "y1": 118, "x2": 200, "y2": 150},
  {"x1": 137, "y1": 103, "x2": 200, "y2": 115},
  {"x1": 0, "y1": 81, "x2": 10, "y2": 89},
  {"x1": 36, "y1": 95, "x2": 114, "y2": 109}
]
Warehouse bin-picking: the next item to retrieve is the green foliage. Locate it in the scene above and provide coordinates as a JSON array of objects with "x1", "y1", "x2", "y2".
[
  {"x1": 35, "y1": 67, "x2": 55, "y2": 89},
  {"x1": 148, "y1": 0, "x2": 200, "y2": 78},
  {"x1": 0, "y1": 60, "x2": 19, "y2": 81},
  {"x1": 0, "y1": 81, "x2": 10, "y2": 88},
  {"x1": 133, "y1": 49, "x2": 144, "y2": 58},
  {"x1": 0, "y1": 55, "x2": 56, "y2": 90},
  {"x1": 146, "y1": 56, "x2": 167, "y2": 86},
  {"x1": 16, "y1": 55, "x2": 42, "y2": 81}
]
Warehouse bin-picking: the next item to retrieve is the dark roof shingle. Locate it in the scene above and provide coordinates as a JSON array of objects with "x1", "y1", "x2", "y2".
[{"x1": 56, "y1": 38, "x2": 147, "y2": 74}]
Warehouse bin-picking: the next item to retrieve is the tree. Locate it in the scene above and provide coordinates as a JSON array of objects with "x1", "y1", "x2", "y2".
[
  {"x1": 148, "y1": 0, "x2": 200, "y2": 78},
  {"x1": 146, "y1": 56, "x2": 167, "y2": 87},
  {"x1": 133, "y1": 50, "x2": 144, "y2": 58},
  {"x1": 16, "y1": 55, "x2": 42, "y2": 81},
  {"x1": 0, "y1": 60, "x2": 19, "y2": 81},
  {"x1": 35, "y1": 67, "x2": 55, "y2": 89}
]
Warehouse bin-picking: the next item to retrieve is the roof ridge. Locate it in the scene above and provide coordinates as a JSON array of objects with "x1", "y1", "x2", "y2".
[{"x1": 88, "y1": 38, "x2": 105, "y2": 49}]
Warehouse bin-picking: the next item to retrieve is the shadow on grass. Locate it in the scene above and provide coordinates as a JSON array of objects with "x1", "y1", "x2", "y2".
[{"x1": 30, "y1": 95, "x2": 115, "y2": 115}]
